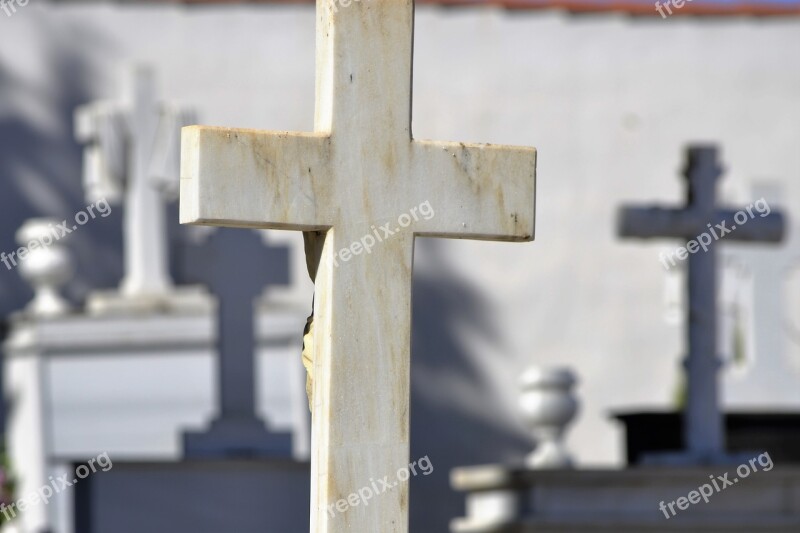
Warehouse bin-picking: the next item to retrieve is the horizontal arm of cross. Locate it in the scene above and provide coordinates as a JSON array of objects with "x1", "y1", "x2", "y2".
[
  {"x1": 409, "y1": 140, "x2": 536, "y2": 242},
  {"x1": 180, "y1": 126, "x2": 334, "y2": 230},
  {"x1": 182, "y1": 127, "x2": 536, "y2": 242},
  {"x1": 619, "y1": 207, "x2": 785, "y2": 242},
  {"x1": 75, "y1": 102, "x2": 125, "y2": 142}
]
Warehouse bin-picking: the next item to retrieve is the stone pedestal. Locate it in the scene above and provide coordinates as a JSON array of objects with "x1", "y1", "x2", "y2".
[
  {"x1": 71, "y1": 459, "x2": 310, "y2": 532},
  {"x1": 615, "y1": 412, "x2": 800, "y2": 466},
  {"x1": 85, "y1": 286, "x2": 212, "y2": 316},
  {"x1": 3, "y1": 308, "x2": 213, "y2": 533},
  {"x1": 3, "y1": 299, "x2": 308, "y2": 533},
  {"x1": 451, "y1": 465, "x2": 800, "y2": 532}
]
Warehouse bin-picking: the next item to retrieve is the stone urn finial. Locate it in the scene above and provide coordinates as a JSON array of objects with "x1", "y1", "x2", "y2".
[
  {"x1": 519, "y1": 367, "x2": 579, "y2": 469},
  {"x1": 16, "y1": 218, "x2": 73, "y2": 317}
]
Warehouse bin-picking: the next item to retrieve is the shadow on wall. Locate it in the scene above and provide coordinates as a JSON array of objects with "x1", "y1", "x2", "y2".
[
  {"x1": 0, "y1": 20, "x2": 124, "y2": 318},
  {"x1": 0, "y1": 21, "x2": 124, "y2": 437},
  {"x1": 411, "y1": 240, "x2": 531, "y2": 532},
  {"x1": 0, "y1": 18, "x2": 295, "y2": 318},
  {"x1": 171, "y1": 220, "x2": 290, "y2": 296}
]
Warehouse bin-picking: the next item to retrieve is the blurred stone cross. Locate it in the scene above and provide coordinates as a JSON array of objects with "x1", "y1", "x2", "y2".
[
  {"x1": 180, "y1": 1, "x2": 536, "y2": 531},
  {"x1": 181, "y1": 227, "x2": 292, "y2": 458},
  {"x1": 619, "y1": 146, "x2": 785, "y2": 463},
  {"x1": 76, "y1": 65, "x2": 205, "y2": 313}
]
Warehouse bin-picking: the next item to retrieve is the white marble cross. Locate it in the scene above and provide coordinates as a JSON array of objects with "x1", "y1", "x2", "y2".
[
  {"x1": 76, "y1": 66, "x2": 201, "y2": 312},
  {"x1": 180, "y1": 2, "x2": 536, "y2": 531}
]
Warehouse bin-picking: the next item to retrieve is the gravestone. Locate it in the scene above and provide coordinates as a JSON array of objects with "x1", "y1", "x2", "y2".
[
  {"x1": 618, "y1": 145, "x2": 785, "y2": 463},
  {"x1": 182, "y1": 227, "x2": 293, "y2": 457},
  {"x1": 179, "y1": 1, "x2": 536, "y2": 530},
  {"x1": 75, "y1": 65, "x2": 207, "y2": 313}
]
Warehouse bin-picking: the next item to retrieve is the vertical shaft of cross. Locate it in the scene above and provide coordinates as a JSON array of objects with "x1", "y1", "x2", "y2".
[
  {"x1": 683, "y1": 244, "x2": 725, "y2": 457},
  {"x1": 181, "y1": 229, "x2": 292, "y2": 458},
  {"x1": 686, "y1": 240, "x2": 724, "y2": 454},
  {"x1": 217, "y1": 287, "x2": 257, "y2": 420},
  {"x1": 684, "y1": 148, "x2": 726, "y2": 457},
  {"x1": 316, "y1": 0, "x2": 413, "y2": 146},
  {"x1": 121, "y1": 66, "x2": 171, "y2": 297},
  {"x1": 311, "y1": 231, "x2": 414, "y2": 532},
  {"x1": 686, "y1": 147, "x2": 718, "y2": 211}
]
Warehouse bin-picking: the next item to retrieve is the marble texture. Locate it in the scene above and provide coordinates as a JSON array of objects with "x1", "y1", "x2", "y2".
[{"x1": 180, "y1": 1, "x2": 536, "y2": 531}]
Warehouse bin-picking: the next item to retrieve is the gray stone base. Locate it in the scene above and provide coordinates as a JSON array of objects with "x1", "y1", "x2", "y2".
[
  {"x1": 72, "y1": 459, "x2": 309, "y2": 532},
  {"x1": 183, "y1": 417, "x2": 293, "y2": 458},
  {"x1": 86, "y1": 285, "x2": 214, "y2": 315},
  {"x1": 450, "y1": 465, "x2": 800, "y2": 533}
]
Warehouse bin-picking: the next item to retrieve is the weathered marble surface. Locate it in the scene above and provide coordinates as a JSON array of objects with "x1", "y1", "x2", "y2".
[{"x1": 180, "y1": 1, "x2": 536, "y2": 530}]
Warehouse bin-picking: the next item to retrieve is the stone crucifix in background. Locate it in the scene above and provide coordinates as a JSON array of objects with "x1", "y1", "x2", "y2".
[
  {"x1": 76, "y1": 65, "x2": 208, "y2": 313},
  {"x1": 181, "y1": 228, "x2": 293, "y2": 458},
  {"x1": 619, "y1": 146, "x2": 785, "y2": 463},
  {"x1": 180, "y1": 1, "x2": 536, "y2": 530}
]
